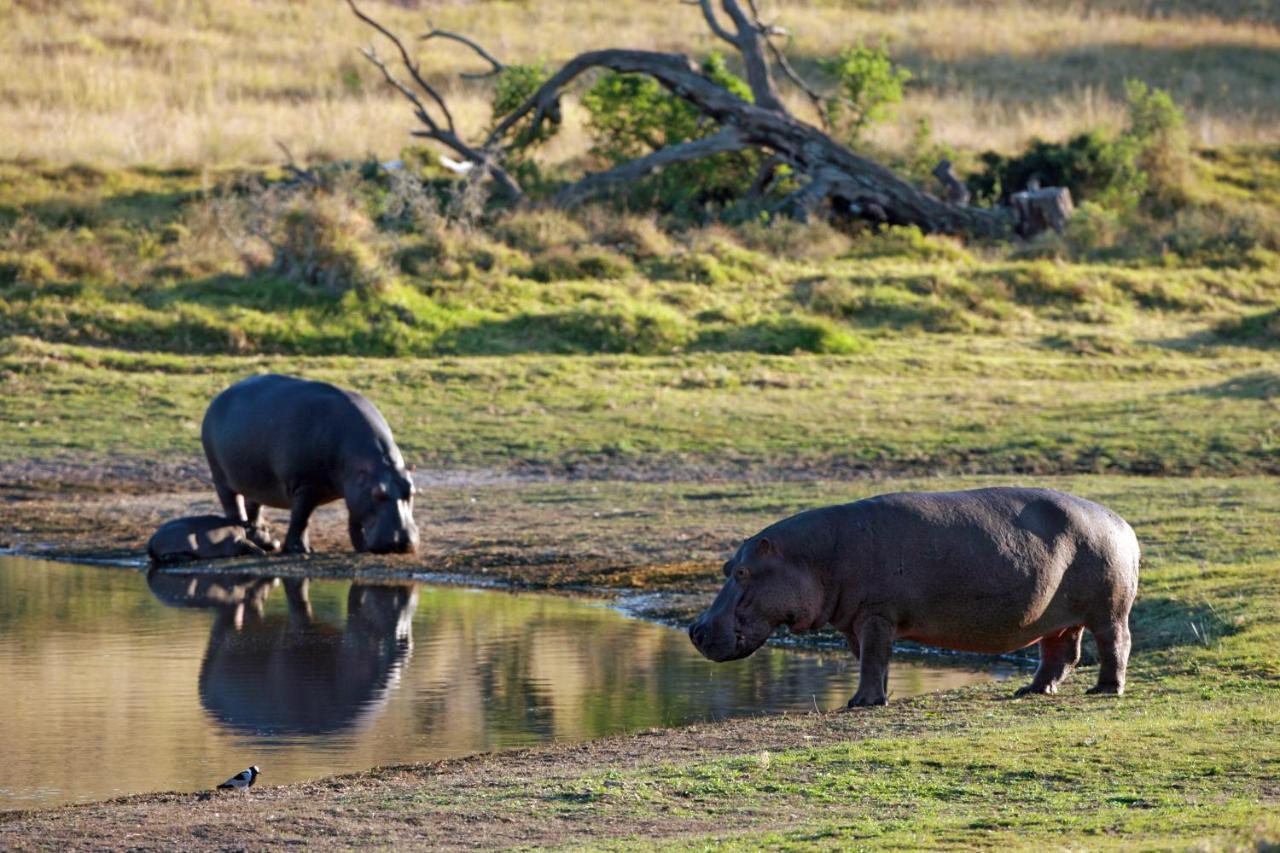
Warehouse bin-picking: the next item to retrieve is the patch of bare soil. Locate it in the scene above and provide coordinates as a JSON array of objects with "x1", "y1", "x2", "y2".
[{"x1": 0, "y1": 462, "x2": 738, "y2": 594}]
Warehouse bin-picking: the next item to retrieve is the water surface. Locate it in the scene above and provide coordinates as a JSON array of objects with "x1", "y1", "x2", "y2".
[{"x1": 0, "y1": 556, "x2": 1010, "y2": 809}]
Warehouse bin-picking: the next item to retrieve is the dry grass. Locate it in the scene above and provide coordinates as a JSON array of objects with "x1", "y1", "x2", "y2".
[{"x1": 1, "y1": 0, "x2": 1277, "y2": 166}]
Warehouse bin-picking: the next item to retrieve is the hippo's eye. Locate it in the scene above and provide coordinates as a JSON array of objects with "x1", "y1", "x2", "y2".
[{"x1": 734, "y1": 565, "x2": 749, "y2": 583}]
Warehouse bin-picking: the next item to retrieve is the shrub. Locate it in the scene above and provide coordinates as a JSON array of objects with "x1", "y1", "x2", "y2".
[
  {"x1": 697, "y1": 314, "x2": 866, "y2": 354},
  {"x1": 273, "y1": 193, "x2": 390, "y2": 297},
  {"x1": 517, "y1": 304, "x2": 692, "y2": 354},
  {"x1": 647, "y1": 252, "x2": 731, "y2": 286},
  {"x1": 0, "y1": 251, "x2": 58, "y2": 286},
  {"x1": 580, "y1": 208, "x2": 674, "y2": 259},
  {"x1": 492, "y1": 209, "x2": 588, "y2": 254},
  {"x1": 581, "y1": 52, "x2": 760, "y2": 213},
  {"x1": 491, "y1": 63, "x2": 554, "y2": 153},
  {"x1": 1124, "y1": 80, "x2": 1191, "y2": 210},
  {"x1": 967, "y1": 83, "x2": 1189, "y2": 213},
  {"x1": 822, "y1": 44, "x2": 911, "y2": 147},
  {"x1": 801, "y1": 278, "x2": 980, "y2": 334},
  {"x1": 845, "y1": 225, "x2": 972, "y2": 263},
  {"x1": 732, "y1": 218, "x2": 851, "y2": 261},
  {"x1": 967, "y1": 131, "x2": 1145, "y2": 208},
  {"x1": 526, "y1": 245, "x2": 633, "y2": 282}
]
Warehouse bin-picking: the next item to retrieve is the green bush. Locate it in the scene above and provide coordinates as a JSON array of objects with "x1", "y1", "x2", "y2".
[
  {"x1": 452, "y1": 303, "x2": 692, "y2": 354},
  {"x1": 0, "y1": 251, "x2": 58, "y2": 286},
  {"x1": 845, "y1": 225, "x2": 972, "y2": 263},
  {"x1": 273, "y1": 193, "x2": 390, "y2": 297},
  {"x1": 802, "y1": 278, "x2": 981, "y2": 334},
  {"x1": 967, "y1": 82, "x2": 1190, "y2": 213},
  {"x1": 732, "y1": 218, "x2": 851, "y2": 262},
  {"x1": 492, "y1": 209, "x2": 588, "y2": 254},
  {"x1": 697, "y1": 314, "x2": 867, "y2": 354},
  {"x1": 644, "y1": 253, "x2": 722, "y2": 286},
  {"x1": 822, "y1": 44, "x2": 911, "y2": 147},
  {"x1": 491, "y1": 63, "x2": 554, "y2": 152},
  {"x1": 581, "y1": 52, "x2": 760, "y2": 213},
  {"x1": 526, "y1": 245, "x2": 633, "y2": 282},
  {"x1": 1124, "y1": 80, "x2": 1191, "y2": 210},
  {"x1": 967, "y1": 131, "x2": 1145, "y2": 208}
]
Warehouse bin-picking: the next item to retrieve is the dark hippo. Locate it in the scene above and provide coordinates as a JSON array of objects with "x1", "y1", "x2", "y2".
[
  {"x1": 689, "y1": 487, "x2": 1140, "y2": 707},
  {"x1": 201, "y1": 374, "x2": 419, "y2": 554},
  {"x1": 147, "y1": 515, "x2": 269, "y2": 565}
]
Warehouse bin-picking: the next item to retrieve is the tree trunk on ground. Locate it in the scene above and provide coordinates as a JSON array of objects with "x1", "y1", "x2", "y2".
[{"x1": 350, "y1": 0, "x2": 1015, "y2": 239}]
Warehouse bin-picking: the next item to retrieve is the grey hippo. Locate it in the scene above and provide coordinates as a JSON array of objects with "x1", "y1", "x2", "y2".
[
  {"x1": 147, "y1": 515, "x2": 271, "y2": 565},
  {"x1": 689, "y1": 487, "x2": 1139, "y2": 707},
  {"x1": 202, "y1": 374, "x2": 419, "y2": 554}
]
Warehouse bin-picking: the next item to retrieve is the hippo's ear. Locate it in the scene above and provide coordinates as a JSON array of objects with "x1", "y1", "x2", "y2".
[{"x1": 755, "y1": 537, "x2": 777, "y2": 557}]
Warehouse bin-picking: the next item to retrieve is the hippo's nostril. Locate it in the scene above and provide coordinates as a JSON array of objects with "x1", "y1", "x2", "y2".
[{"x1": 689, "y1": 622, "x2": 705, "y2": 646}]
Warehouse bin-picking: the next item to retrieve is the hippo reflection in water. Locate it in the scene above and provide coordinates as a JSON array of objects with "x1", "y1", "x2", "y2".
[{"x1": 145, "y1": 569, "x2": 418, "y2": 735}]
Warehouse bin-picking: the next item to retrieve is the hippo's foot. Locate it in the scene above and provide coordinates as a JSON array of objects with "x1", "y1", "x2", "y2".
[
  {"x1": 1015, "y1": 682, "x2": 1059, "y2": 697},
  {"x1": 845, "y1": 693, "x2": 889, "y2": 709},
  {"x1": 281, "y1": 540, "x2": 313, "y2": 555},
  {"x1": 1086, "y1": 683, "x2": 1124, "y2": 696},
  {"x1": 245, "y1": 525, "x2": 281, "y2": 553}
]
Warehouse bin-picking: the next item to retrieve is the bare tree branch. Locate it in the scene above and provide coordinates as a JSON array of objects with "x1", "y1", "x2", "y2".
[
  {"x1": 765, "y1": 33, "x2": 830, "y2": 131},
  {"x1": 554, "y1": 127, "x2": 746, "y2": 208},
  {"x1": 421, "y1": 26, "x2": 506, "y2": 79},
  {"x1": 484, "y1": 47, "x2": 1008, "y2": 235},
  {"x1": 350, "y1": 1, "x2": 1010, "y2": 237},
  {"x1": 347, "y1": 0, "x2": 454, "y2": 134},
  {"x1": 688, "y1": 0, "x2": 737, "y2": 45}
]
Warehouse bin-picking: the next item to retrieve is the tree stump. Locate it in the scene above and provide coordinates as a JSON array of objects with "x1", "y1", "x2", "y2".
[
  {"x1": 931, "y1": 159, "x2": 970, "y2": 205},
  {"x1": 1011, "y1": 187, "x2": 1074, "y2": 237}
]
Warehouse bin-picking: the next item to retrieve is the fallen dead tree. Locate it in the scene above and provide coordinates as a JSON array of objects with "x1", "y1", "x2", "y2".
[{"x1": 348, "y1": 0, "x2": 1018, "y2": 238}]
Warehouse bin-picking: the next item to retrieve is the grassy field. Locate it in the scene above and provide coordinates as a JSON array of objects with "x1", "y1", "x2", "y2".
[
  {"x1": 1, "y1": 0, "x2": 1278, "y2": 846},
  {"x1": 2, "y1": 0, "x2": 1279, "y2": 165}
]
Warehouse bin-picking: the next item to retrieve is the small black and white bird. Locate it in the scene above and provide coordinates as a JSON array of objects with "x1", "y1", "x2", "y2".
[{"x1": 216, "y1": 765, "x2": 260, "y2": 791}]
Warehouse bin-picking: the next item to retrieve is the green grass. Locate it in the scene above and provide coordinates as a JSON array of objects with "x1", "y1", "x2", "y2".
[
  {"x1": 2, "y1": 336, "x2": 1277, "y2": 477},
  {"x1": 1, "y1": 155, "x2": 1278, "y2": 363}
]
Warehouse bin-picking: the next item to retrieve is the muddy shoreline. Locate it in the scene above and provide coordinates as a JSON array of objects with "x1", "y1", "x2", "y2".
[{"x1": 1, "y1": 461, "x2": 1045, "y2": 678}]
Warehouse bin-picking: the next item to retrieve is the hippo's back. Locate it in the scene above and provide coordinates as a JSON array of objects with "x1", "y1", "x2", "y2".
[
  {"x1": 837, "y1": 487, "x2": 1139, "y2": 652},
  {"x1": 201, "y1": 374, "x2": 388, "y2": 507}
]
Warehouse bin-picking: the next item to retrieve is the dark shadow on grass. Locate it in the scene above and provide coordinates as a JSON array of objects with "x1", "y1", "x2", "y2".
[
  {"x1": 1183, "y1": 370, "x2": 1280, "y2": 400},
  {"x1": 1128, "y1": 595, "x2": 1240, "y2": 654}
]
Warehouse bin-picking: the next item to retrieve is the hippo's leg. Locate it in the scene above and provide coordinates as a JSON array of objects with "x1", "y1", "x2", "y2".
[
  {"x1": 347, "y1": 515, "x2": 366, "y2": 552},
  {"x1": 847, "y1": 615, "x2": 893, "y2": 708},
  {"x1": 283, "y1": 578, "x2": 313, "y2": 626},
  {"x1": 213, "y1": 478, "x2": 248, "y2": 524},
  {"x1": 1086, "y1": 619, "x2": 1130, "y2": 695},
  {"x1": 1016, "y1": 626, "x2": 1083, "y2": 696},
  {"x1": 282, "y1": 487, "x2": 321, "y2": 554},
  {"x1": 243, "y1": 501, "x2": 281, "y2": 552}
]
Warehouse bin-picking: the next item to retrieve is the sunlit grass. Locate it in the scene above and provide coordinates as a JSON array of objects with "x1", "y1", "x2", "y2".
[{"x1": 1, "y1": 0, "x2": 1277, "y2": 165}]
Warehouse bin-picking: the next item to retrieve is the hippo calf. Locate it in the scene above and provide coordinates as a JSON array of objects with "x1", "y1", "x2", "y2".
[
  {"x1": 147, "y1": 515, "x2": 269, "y2": 565},
  {"x1": 689, "y1": 488, "x2": 1139, "y2": 707},
  {"x1": 202, "y1": 374, "x2": 419, "y2": 555}
]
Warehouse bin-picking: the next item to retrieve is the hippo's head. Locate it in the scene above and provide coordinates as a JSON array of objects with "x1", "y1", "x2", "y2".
[
  {"x1": 346, "y1": 466, "x2": 419, "y2": 554},
  {"x1": 688, "y1": 536, "x2": 825, "y2": 662}
]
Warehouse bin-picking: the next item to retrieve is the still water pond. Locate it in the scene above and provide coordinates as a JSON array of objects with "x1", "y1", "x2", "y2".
[{"x1": 0, "y1": 556, "x2": 1010, "y2": 809}]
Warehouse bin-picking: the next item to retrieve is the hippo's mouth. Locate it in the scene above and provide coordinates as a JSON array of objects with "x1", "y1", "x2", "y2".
[{"x1": 690, "y1": 625, "x2": 763, "y2": 662}]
